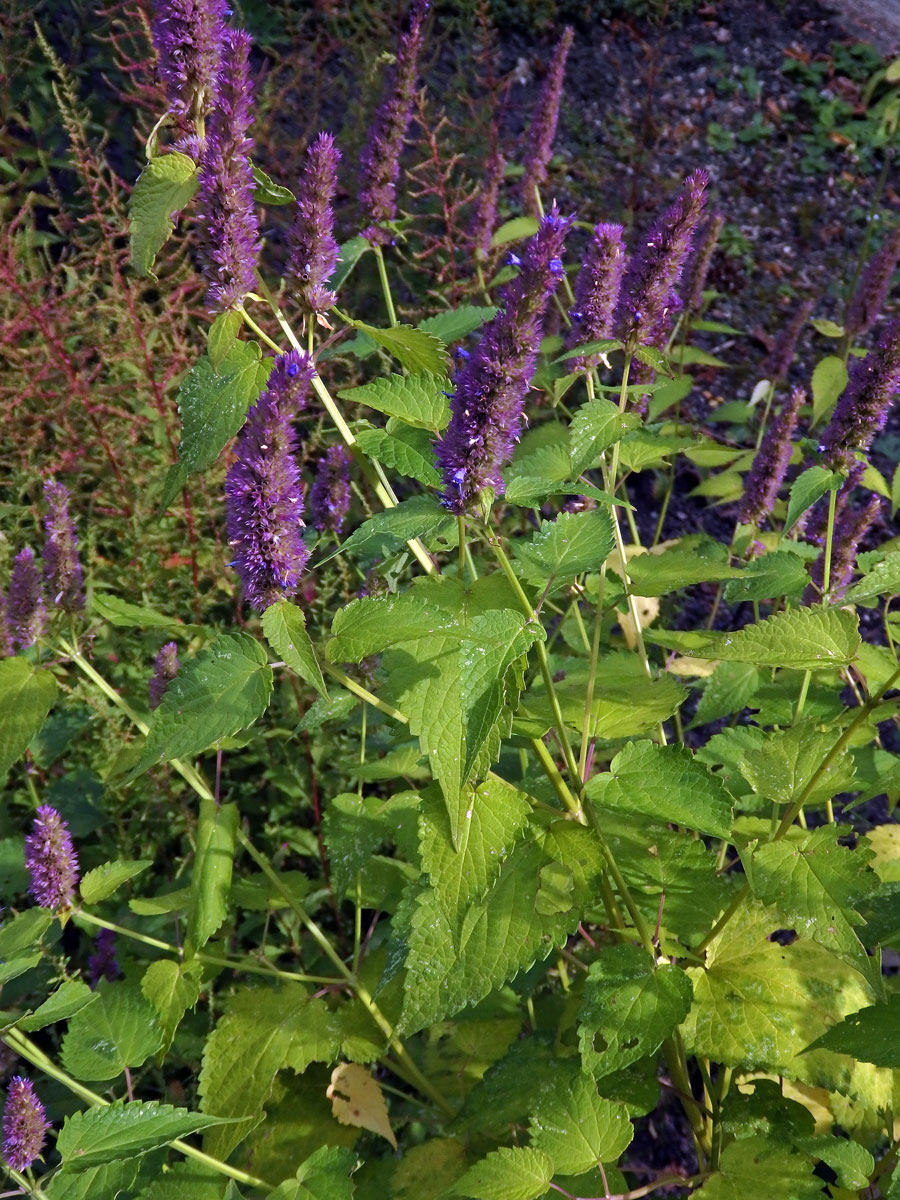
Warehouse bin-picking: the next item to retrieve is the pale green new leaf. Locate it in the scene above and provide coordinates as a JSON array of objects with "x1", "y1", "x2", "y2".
[
  {"x1": 57, "y1": 1100, "x2": 234, "y2": 1170},
  {"x1": 80, "y1": 859, "x2": 153, "y2": 905},
  {"x1": 185, "y1": 799, "x2": 238, "y2": 956},
  {"x1": 694, "y1": 1135, "x2": 821, "y2": 1200},
  {"x1": 491, "y1": 216, "x2": 538, "y2": 247},
  {"x1": 349, "y1": 321, "x2": 449, "y2": 375},
  {"x1": 263, "y1": 601, "x2": 328, "y2": 698},
  {"x1": 141, "y1": 960, "x2": 202, "y2": 1055},
  {"x1": 19, "y1": 980, "x2": 97, "y2": 1032},
  {"x1": 419, "y1": 305, "x2": 495, "y2": 344},
  {"x1": 456, "y1": 1146, "x2": 554, "y2": 1200},
  {"x1": 802, "y1": 992, "x2": 900, "y2": 1067},
  {"x1": 810, "y1": 354, "x2": 848, "y2": 425},
  {"x1": 175, "y1": 341, "x2": 269, "y2": 475},
  {"x1": 62, "y1": 983, "x2": 163, "y2": 1081},
  {"x1": 129, "y1": 152, "x2": 197, "y2": 276},
  {"x1": 339, "y1": 372, "x2": 450, "y2": 430},
  {"x1": 514, "y1": 508, "x2": 616, "y2": 586},
  {"x1": 784, "y1": 466, "x2": 842, "y2": 533},
  {"x1": 251, "y1": 163, "x2": 295, "y2": 204},
  {"x1": 0, "y1": 658, "x2": 58, "y2": 779},
  {"x1": 356, "y1": 426, "x2": 441, "y2": 486},
  {"x1": 528, "y1": 1073, "x2": 633, "y2": 1173},
  {"x1": 569, "y1": 396, "x2": 640, "y2": 475}
]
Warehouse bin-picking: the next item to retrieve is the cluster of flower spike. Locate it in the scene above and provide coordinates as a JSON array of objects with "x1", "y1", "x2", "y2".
[
  {"x1": 565, "y1": 222, "x2": 626, "y2": 371},
  {"x1": 24, "y1": 805, "x2": 79, "y2": 911},
  {"x1": 288, "y1": 133, "x2": 342, "y2": 319},
  {"x1": 151, "y1": 0, "x2": 227, "y2": 134},
  {"x1": 739, "y1": 387, "x2": 804, "y2": 529},
  {"x1": 2, "y1": 1077, "x2": 49, "y2": 1173},
  {"x1": 520, "y1": 26, "x2": 574, "y2": 217},
  {"x1": 310, "y1": 445, "x2": 352, "y2": 535},
  {"x1": 149, "y1": 641, "x2": 180, "y2": 709},
  {"x1": 818, "y1": 316, "x2": 900, "y2": 472}
]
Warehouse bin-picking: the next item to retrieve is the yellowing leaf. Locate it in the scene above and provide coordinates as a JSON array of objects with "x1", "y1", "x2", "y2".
[{"x1": 327, "y1": 1063, "x2": 397, "y2": 1149}]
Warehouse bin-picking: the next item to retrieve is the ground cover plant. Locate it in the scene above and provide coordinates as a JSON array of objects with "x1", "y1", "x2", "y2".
[{"x1": 4, "y1": 1, "x2": 900, "y2": 1198}]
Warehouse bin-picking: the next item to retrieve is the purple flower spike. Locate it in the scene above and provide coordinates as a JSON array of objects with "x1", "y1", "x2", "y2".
[
  {"x1": 25, "y1": 806, "x2": 79, "y2": 912},
  {"x1": 805, "y1": 494, "x2": 883, "y2": 603},
  {"x1": 42, "y1": 481, "x2": 84, "y2": 613},
  {"x1": 7, "y1": 548, "x2": 46, "y2": 652},
  {"x1": 151, "y1": 0, "x2": 227, "y2": 132},
  {"x1": 435, "y1": 205, "x2": 574, "y2": 513},
  {"x1": 818, "y1": 316, "x2": 900, "y2": 472},
  {"x1": 288, "y1": 132, "x2": 341, "y2": 318},
  {"x1": 565, "y1": 222, "x2": 626, "y2": 370},
  {"x1": 763, "y1": 297, "x2": 814, "y2": 382},
  {"x1": 683, "y1": 212, "x2": 724, "y2": 315},
  {"x1": 470, "y1": 150, "x2": 506, "y2": 262},
  {"x1": 149, "y1": 641, "x2": 180, "y2": 710},
  {"x1": 225, "y1": 350, "x2": 314, "y2": 611},
  {"x1": 309, "y1": 445, "x2": 351, "y2": 535},
  {"x1": 738, "y1": 386, "x2": 804, "y2": 529},
  {"x1": 88, "y1": 929, "x2": 121, "y2": 989},
  {"x1": 359, "y1": 0, "x2": 428, "y2": 245},
  {"x1": 2, "y1": 1078, "x2": 50, "y2": 1173},
  {"x1": 616, "y1": 170, "x2": 708, "y2": 351},
  {"x1": 197, "y1": 28, "x2": 261, "y2": 313},
  {"x1": 846, "y1": 223, "x2": 900, "y2": 341},
  {"x1": 520, "y1": 26, "x2": 574, "y2": 217}
]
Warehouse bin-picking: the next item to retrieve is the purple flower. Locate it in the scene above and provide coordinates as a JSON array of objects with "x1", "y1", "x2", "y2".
[
  {"x1": 151, "y1": 0, "x2": 227, "y2": 133},
  {"x1": 225, "y1": 350, "x2": 314, "y2": 610},
  {"x1": 763, "y1": 297, "x2": 814, "y2": 381},
  {"x1": 309, "y1": 445, "x2": 351, "y2": 535},
  {"x1": 805, "y1": 494, "x2": 883, "y2": 602},
  {"x1": 565, "y1": 222, "x2": 626, "y2": 370},
  {"x1": 88, "y1": 929, "x2": 121, "y2": 989},
  {"x1": 846, "y1": 223, "x2": 900, "y2": 341},
  {"x1": 470, "y1": 150, "x2": 506, "y2": 261},
  {"x1": 520, "y1": 27, "x2": 574, "y2": 217},
  {"x1": 739, "y1": 386, "x2": 804, "y2": 529},
  {"x1": 683, "y1": 212, "x2": 724, "y2": 315},
  {"x1": 818, "y1": 316, "x2": 900, "y2": 472},
  {"x1": 196, "y1": 28, "x2": 260, "y2": 312},
  {"x1": 149, "y1": 641, "x2": 180, "y2": 710},
  {"x1": 288, "y1": 132, "x2": 341, "y2": 318},
  {"x1": 25, "y1": 806, "x2": 79, "y2": 912},
  {"x1": 358, "y1": 0, "x2": 427, "y2": 245},
  {"x1": 7, "y1": 548, "x2": 46, "y2": 652},
  {"x1": 1, "y1": 1078, "x2": 49, "y2": 1173},
  {"x1": 435, "y1": 205, "x2": 573, "y2": 513},
  {"x1": 616, "y1": 170, "x2": 708, "y2": 351},
  {"x1": 42, "y1": 481, "x2": 84, "y2": 613}
]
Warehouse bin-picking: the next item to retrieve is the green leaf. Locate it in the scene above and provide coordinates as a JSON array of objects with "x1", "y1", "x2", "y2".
[
  {"x1": 175, "y1": 341, "x2": 268, "y2": 475},
  {"x1": 57, "y1": 1100, "x2": 234, "y2": 1170},
  {"x1": 554, "y1": 337, "x2": 624, "y2": 365},
  {"x1": 587, "y1": 741, "x2": 733, "y2": 839},
  {"x1": 322, "y1": 793, "x2": 386, "y2": 899},
  {"x1": 623, "y1": 546, "x2": 743, "y2": 596},
  {"x1": 268, "y1": 1145, "x2": 358, "y2": 1200},
  {"x1": 207, "y1": 310, "x2": 243, "y2": 372},
  {"x1": 92, "y1": 594, "x2": 182, "y2": 629},
  {"x1": 251, "y1": 162, "x2": 295, "y2": 205},
  {"x1": 738, "y1": 721, "x2": 856, "y2": 808},
  {"x1": 355, "y1": 426, "x2": 441, "y2": 486},
  {"x1": 327, "y1": 591, "x2": 442, "y2": 662},
  {"x1": 419, "y1": 306, "x2": 496, "y2": 344},
  {"x1": 528, "y1": 1073, "x2": 632, "y2": 1173},
  {"x1": 617, "y1": 430, "x2": 696, "y2": 472},
  {"x1": 0, "y1": 909, "x2": 52, "y2": 957},
  {"x1": 18, "y1": 980, "x2": 97, "y2": 1032},
  {"x1": 390, "y1": 1139, "x2": 467, "y2": 1200},
  {"x1": 694, "y1": 1135, "x2": 821, "y2": 1200},
  {"x1": 810, "y1": 354, "x2": 848, "y2": 425},
  {"x1": 80, "y1": 860, "x2": 153, "y2": 905},
  {"x1": 141, "y1": 960, "x2": 201, "y2": 1056},
  {"x1": 456, "y1": 1146, "x2": 554, "y2": 1200},
  {"x1": 690, "y1": 662, "x2": 760, "y2": 728},
  {"x1": 577, "y1": 945, "x2": 694, "y2": 1079},
  {"x1": 0, "y1": 658, "x2": 58, "y2": 779},
  {"x1": 569, "y1": 396, "x2": 640, "y2": 475},
  {"x1": 811, "y1": 318, "x2": 844, "y2": 338},
  {"x1": 802, "y1": 992, "x2": 900, "y2": 1066},
  {"x1": 632, "y1": 344, "x2": 671, "y2": 374},
  {"x1": 723, "y1": 551, "x2": 809, "y2": 603},
  {"x1": 844, "y1": 551, "x2": 900, "y2": 604},
  {"x1": 329, "y1": 236, "x2": 371, "y2": 291},
  {"x1": 490, "y1": 216, "x2": 539, "y2": 247},
  {"x1": 263, "y1": 601, "x2": 328, "y2": 698},
  {"x1": 347, "y1": 321, "x2": 449, "y2": 375},
  {"x1": 129, "y1": 152, "x2": 198, "y2": 276},
  {"x1": 198, "y1": 984, "x2": 340, "y2": 1160},
  {"x1": 514, "y1": 508, "x2": 616, "y2": 586},
  {"x1": 340, "y1": 372, "x2": 450, "y2": 430},
  {"x1": 62, "y1": 983, "x2": 163, "y2": 1081},
  {"x1": 186, "y1": 799, "x2": 238, "y2": 956},
  {"x1": 795, "y1": 1135, "x2": 874, "y2": 1191},
  {"x1": 133, "y1": 634, "x2": 273, "y2": 777},
  {"x1": 330, "y1": 495, "x2": 454, "y2": 562},
  {"x1": 44, "y1": 1158, "x2": 144, "y2": 1200},
  {"x1": 784, "y1": 465, "x2": 842, "y2": 533}
]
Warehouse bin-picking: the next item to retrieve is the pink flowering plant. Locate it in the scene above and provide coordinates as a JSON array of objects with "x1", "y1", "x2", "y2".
[{"x1": 4, "y1": 5, "x2": 900, "y2": 1200}]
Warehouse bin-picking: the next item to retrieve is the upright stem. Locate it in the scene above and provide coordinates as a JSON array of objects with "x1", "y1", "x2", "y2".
[
  {"x1": 822, "y1": 485, "x2": 839, "y2": 598},
  {"x1": 373, "y1": 245, "x2": 399, "y2": 327}
]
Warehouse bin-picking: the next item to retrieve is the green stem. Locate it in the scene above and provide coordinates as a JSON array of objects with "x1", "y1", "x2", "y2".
[
  {"x1": 754, "y1": 381, "x2": 775, "y2": 450},
  {"x1": 792, "y1": 670, "x2": 811, "y2": 727},
  {"x1": 822, "y1": 484, "x2": 839, "y2": 598},
  {"x1": 373, "y1": 245, "x2": 398, "y2": 327},
  {"x1": 323, "y1": 665, "x2": 409, "y2": 724},
  {"x1": 458, "y1": 514, "x2": 466, "y2": 579}
]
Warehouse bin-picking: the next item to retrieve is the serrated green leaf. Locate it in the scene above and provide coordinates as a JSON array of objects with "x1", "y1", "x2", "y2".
[
  {"x1": 391, "y1": 1138, "x2": 467, "y2": 1200},
  {"x1": 811, "y1": 354, "x2": 848, "y2": 424},
  {"x1": 129, "y1": 152, "x2": 197, "y2": 276},
  {"x1": 514, "y1": 508, "x2": 616, "y2": 586},
  {"x1": 784, "y1": 465, "x2": 842, "y2": 532},
  {"x1": 340, "y1": 372, "x2": 450, "y2": 430},
  {"x1": 175, "y1": 341, "x2": 268, "y2": 475},
  {"x1": 62, "y1": 983, "x2": 163, "y2": 1081},
  {"x1": 186, "y1": 799, "x2": 238, "y2": 956},
  {"x1": 92, "y1": 594, "x2": 182, "y2": 629},
  {"x1": 322, "y1": 792, "x2": 386, "y2": 899},
  {"x1": 45, "y1": 1157, "x2": 143, "y2": 1200},
  {"x1": 141, "y1": 960, "x2": 201, "y2": 1056},
  {"x1": 738, "y1": 721, "x2": 856, "y2": 808},
  {"x1": 207, "y1": 310, "x2": 242, "y2": 372},
  {"x1": 723, "y1": 551, "x2": 809, "y2": 603},
  {"x1": 690, "y1": 662, "x2": 760, "y2": 729},
  {"x1": 57, "y1": 1100, "x2": 234, "y2": 1170},
  {"x1": 633, "y1": 343, "x2": 671, "y2": 373},
  {"x1": 622, "y1": 545, "x2": 743, "y2": 596},
  {"x1": 133, "y1": 1160, "x2": 230, "y2": 1200},
  {"x1": 457, "y1": 1146, "x2": 554, "y2": 1200},
  {"x1": 18, "y1": 980, "x2": 97, "y2": 1031},
  {"x1": 587, "y1": 741, "x2": 733, "y2": 839},
  {"x1": 132, "y1": 634, "x2": 273, "y2": 777},
  {"x1": 263, "y1": 601, "x2": 328, "y2": 698},
  {"x1": 528, "y1": 1073, "x2": 632, "y2": 1173},
  {"x1": 327, "y1": 591, "x2": 441, "y2": 662},
  {"x1": 0, "y1": 908, "x2": 52, "y2": 957},
  {"x1": 694, "y1": 1135, "x2": 821, "y2": 1200},
  {"x1": 347, "y1": 321, "x2": 449, "y2": 375},
  {"x1": 419, "y1": 306, "x2": 496, "y2": 344},
  {"x1": 251, "y1": 162, "x2": 295, "y2": 204},
  {"x1": 844, "y1": 551, "x2": 900, "y2": 604},
  {"x1": 268, "y1": 1145, "x2": 358, "y2": 1200},
  {"x1": 329, "y1": 496, "x2": 453, "y2": 563},
  {"x1": 554, "y1": 337, "x2": 624, "y2": 365},
  {"x1": 617, "y1": 430, "x2": 696, "y2": 472},
  {"x1": 569, "y1": 396, "x2": 640, "y2": 474},
  {"x1": 802, "y1": 992, "x2": 900, "y2": 1066},
  {"x1": 491, "y1": 216, "x2": 539, "y2": 248},
  {"x1": 577, "y1": 945, "x2": 694, "y2": 1079},
  {"x1": 0, "y1": 658, "x2": 58, "y2": 779},
  {"x1": 355, "y1": 426, "x2": 441, "y2": 486},
  {"x1": 81, "y1": 859, "x2": 153, "y2": 905}
]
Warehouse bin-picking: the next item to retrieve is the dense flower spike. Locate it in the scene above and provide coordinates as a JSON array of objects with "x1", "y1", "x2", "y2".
[
  {"x1": 42, "y1": 481, "x2": 84, "y2": 613},
  {"x1": 288, "y1": 133, "x2": 341, "y2": 317},
  {"x1": 470, "y1": 150, "x2": 506, "y2": 261},
  {"x1": 149, "y1": 641, "x2": 180, "y2": 710},
  {"x1": 309, "y1": 445, "x2": 352, "y2": 534},
  {"x1": 7, "y1": 548, "x2": 46, "y2": 651},
  {"x1": 225, "y1": 350, "x2": 314, "y2": 610},
  {"x1": 739, "y1": 386, "x2": 804, "y2": 528},
  {"x1": 358, "y1": 0, "x2": 428, "y2": 245},
  {"x1": 805, "y1": 494, "x2": 883, "y2": 602},
  {"x1": 818, "y1": 316, "x2": 900, "y2": 471},
  {"x1": 25, "y1": 806, "x2": 79, "y2": 911},
  {"x1": 616, "y1": 170, "x2": 708, "y2": 350},
  {"x1": 684, "y1": 212, "x2": 724, "y2": 314},
  {"x1": 436, "y1": 206, "x2": 573, "y2": 513},
  {"x1": 1, "y1": 1078, "x2": 49, "y2": 1172},
  {"x1": 566, "y1": 222, "x2": 626, "y2": 370},
  {"x1": 88, "y1": 929, "x2": 121, "y2": 988},
  {"x1": 151, "y1": 0, "x2": 227, "y2": 130},
  {"x1": 520, "y1": 27, "x2": 574, "y2": 217},
  {"x1": 196, "y1": 28, "x2": 260, "y2": 312},
  {"x1": 763, "y1": 297, "x2": 814, "y2": 381},
  {"x1": 845, "y1": 223, "x2": 900, "y2": 341}
]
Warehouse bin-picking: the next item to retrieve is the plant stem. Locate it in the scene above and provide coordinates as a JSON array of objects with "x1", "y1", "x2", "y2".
[
  {"x1": 323, "y1": 665, "x2": 409, "y2": 724},
  {"x1": 373, "y1": 245, "x2": 399, "y2": 327},
  {"x1": 822, "y1": 484, "x2": 839, "y2": 598}
]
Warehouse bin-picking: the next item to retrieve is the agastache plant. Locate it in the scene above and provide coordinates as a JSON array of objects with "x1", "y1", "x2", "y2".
[
  {"x1": 684, "y1": 212, "x2": 724, "y2": 314},
  {"x1": 566, "y1": 221, "x2": 626, "y2": 370},
  {"x1": 151, "y1": 0, "x2": 227, "y2": 136},
  {"x1": 310, "y1": 445, "x2": 352, "y2": 535},
  {"x1": 225, "y1": 350, "x2": 314, "y2": 610},
  {"x1": 818, "y1": 316, "x2": 900, "y2": 471},
  {"x1": 1, "y1": 1078, "x2": 49, "y2": 1173},
  {"x1": 520, "y1": 26, "x2": 574, "y2": 217},
  {"x1": 436, "y1": 205, "x2": 572, "y2": 512},
  {"x1": 25, "y1": 806, "x2": 79, "y2": 911},
  {"x1": 845, "y1": 223, "x2": 900, "y2": 341},
  {"x1": 196, "y1": 27, "x2": 260, "y2": 312},
  {"x1": 149, "y1": 641, "x2": 180, "y2": 709},
  {"x1": 805, "y1": 493, "x2": 883, "y2": 602},
  {"x1": 470, "y1": 150, "x2": 506, "y2": 261},
  {"x1": 6, "y1": 548, "x2": 45, "y2": 651},
  {"x1": 358, "y1": 0, "x2": 428, "y2": 244},
  {"x1": 88, "y1": 929, "x2": 121, "y2": 988},
  {"x1": 738, "y1": 386, "x2": 804, "y2": 529},
  {"x1": 288, "y1": 132, "x2": 341, "y2": 320},
  {"x1": 42, "y1": 480, "x2": 84, "y2": 612},
  {"x1": 763, "y1": 296, "x2": 814, "y2": 381}
]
